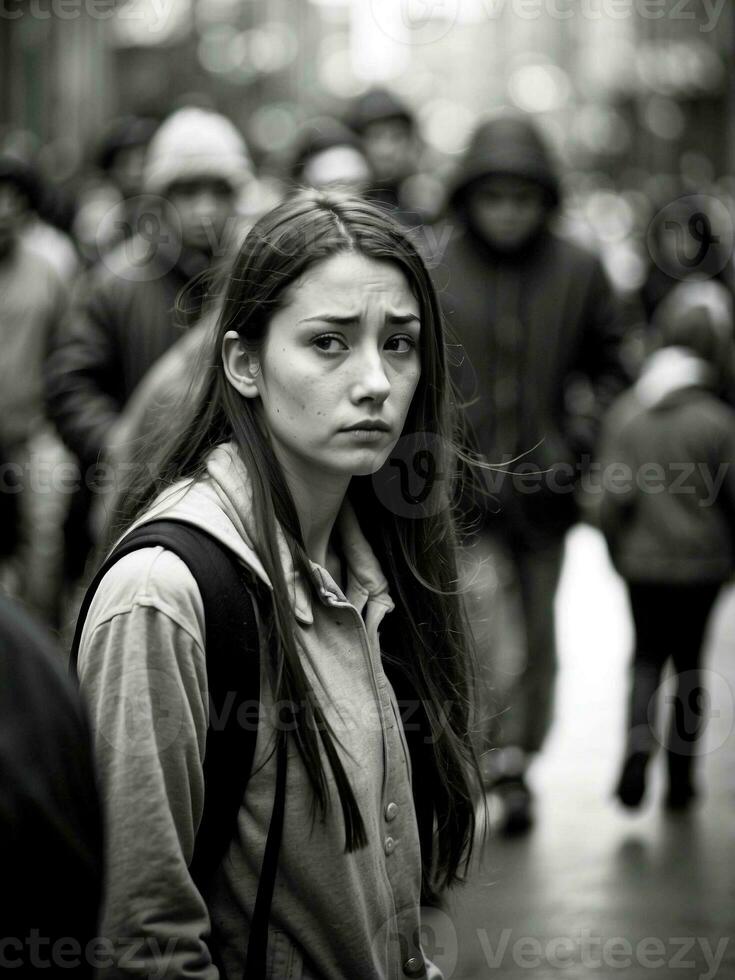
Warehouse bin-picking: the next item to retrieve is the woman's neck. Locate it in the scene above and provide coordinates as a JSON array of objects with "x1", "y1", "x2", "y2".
[{"x1": 277, "y1": 456, "x2": 350, "y2": 571}]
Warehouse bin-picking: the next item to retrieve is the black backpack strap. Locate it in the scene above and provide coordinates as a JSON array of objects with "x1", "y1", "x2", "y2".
[{"x1": 69, "y1": 518, "x2": 286, "y2": 978}]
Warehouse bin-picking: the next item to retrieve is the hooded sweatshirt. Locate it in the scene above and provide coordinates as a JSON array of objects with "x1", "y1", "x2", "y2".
[
  {"x1": 598, "y1": 347, "x2": 735, "y2": 583},
  {"x1": 437, "y1": 114, "x2": 631, "y2": 545},
  {"x1": 77, "y1": 441, "x2": 440, "y2": 980}
]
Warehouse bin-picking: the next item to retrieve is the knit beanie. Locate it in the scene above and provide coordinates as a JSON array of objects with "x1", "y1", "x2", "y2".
[
  {"x1": 143, "y1": 108, "x2": 252, "y2": 195},
  {"x1": 347, "y1": 87, "x2": 414, "y2": 134}
]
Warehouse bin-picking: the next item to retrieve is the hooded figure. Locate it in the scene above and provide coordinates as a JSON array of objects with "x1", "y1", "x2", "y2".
[{"x1": 437, "y1": 111, "x2": 633, "y2": 833}]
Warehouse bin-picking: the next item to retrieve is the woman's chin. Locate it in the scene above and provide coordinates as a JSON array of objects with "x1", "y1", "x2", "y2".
[{"x1": 338, "y1": 446, "x2": 392, "y2": 478}]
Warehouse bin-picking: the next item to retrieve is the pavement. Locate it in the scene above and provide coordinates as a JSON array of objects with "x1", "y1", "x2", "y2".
[{"x1": 432, "y1": 525, "x2": 735, "y2": 980}]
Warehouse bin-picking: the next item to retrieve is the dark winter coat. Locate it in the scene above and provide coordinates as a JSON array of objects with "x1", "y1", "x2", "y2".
[
  {"x1": 0, "y1": 596, "x2": 103, "y2": 974},
  {"x1": 436, "y1": 114, "x2": 631, "y2": 546},
  {"x1": 599, "y1": 358, "x2": 735, "y2": 584},
  {"x1": 437, "y1": 228, "x2": 631, "y2": 545},
  {"x1": 44, "y1": 235, "x2": 209, "y2": 467}
]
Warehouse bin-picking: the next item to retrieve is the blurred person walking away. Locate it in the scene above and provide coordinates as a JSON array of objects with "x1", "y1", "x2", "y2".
[
  {"x1": 44, "y1": 107, "x2": 253, "y2": 606},
  {"x1": 599, "y1": 280, "x2": 735, "y2": 812},
  {"x1": 438, "y1": 112, "x2": 632, "y2": 834},
  {"x1": 0, "y1": 154, "x2": 71, "y2": 626}
]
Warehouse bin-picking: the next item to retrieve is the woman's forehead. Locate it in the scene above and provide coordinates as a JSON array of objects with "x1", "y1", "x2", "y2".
[{"x1": 287, "y1": 251, "x2": 417, "y2": 312}]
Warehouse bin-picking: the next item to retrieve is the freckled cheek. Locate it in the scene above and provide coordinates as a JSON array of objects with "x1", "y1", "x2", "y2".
[
  {"x1": 394, "y1": 367, "x2": 421, "y2": 414},
  {"x1": 267, "y1": 367, "x2": 335, "y2": 425}
]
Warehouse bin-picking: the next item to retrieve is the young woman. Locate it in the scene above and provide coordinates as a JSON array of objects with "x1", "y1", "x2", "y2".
[{"x1": 76, "y1": 190, "x2": 482, "y2": 979}]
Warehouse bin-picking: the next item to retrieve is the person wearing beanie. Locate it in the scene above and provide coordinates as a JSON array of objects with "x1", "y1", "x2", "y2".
[
  {"x1": 44, "y1": 108, "x2": 253, "y2": 592},
  {"x1": 437, "y1": 111, "x2": 633, "y2": 835},
  {"x1": 347, "y1": 87, "x2": 423, "y2": 226},
  {"x1": 599, "y1": 280, "x2": 735, "y2": 812}
]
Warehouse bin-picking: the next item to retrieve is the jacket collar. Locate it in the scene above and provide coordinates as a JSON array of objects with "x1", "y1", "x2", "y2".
[{"x1": 129, "y1": 441, "x2": 393, "y2": 626}]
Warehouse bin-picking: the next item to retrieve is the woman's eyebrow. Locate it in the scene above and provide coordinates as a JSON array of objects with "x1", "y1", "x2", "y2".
[
  {"x1": 300, "y1": 314, "x2": 360, "y2": 325},
  {"x1": 299, "y1": 312, "x2": 420, "y2": 325}
]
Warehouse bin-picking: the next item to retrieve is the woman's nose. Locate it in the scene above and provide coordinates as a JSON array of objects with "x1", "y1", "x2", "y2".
[{"x1": 351, "y1": 350, "x2": 391, "y2": 403}]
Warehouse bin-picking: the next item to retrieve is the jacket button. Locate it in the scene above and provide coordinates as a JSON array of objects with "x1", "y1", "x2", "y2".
[
  {"x1": 385, "y1": 801, "x2": 398, "y2": 822},
  {"x1": 403, "y1": 956, "x2": 423, "y2": 976},
  {"x1": 384, "y1": 835, "x2": 396, "y2": 855}
]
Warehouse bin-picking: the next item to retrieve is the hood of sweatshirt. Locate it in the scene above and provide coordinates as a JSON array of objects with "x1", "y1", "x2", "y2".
[
  {"x1": 634, "y1": 346, "x2": 715, "y2": 410},
  {"x1": 123, "y1": 440, "x2": 393, "y2": 626},
  {"x1": 448, "y1": 111, "x2": 560, "y2": 210}
]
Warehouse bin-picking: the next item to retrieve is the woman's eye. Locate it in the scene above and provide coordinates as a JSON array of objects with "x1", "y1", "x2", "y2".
[
  {"x1": 313, "y1": 334, "x2": 348, "y2": 353},
  {"x1": 384, "y1": 335, "x2": 417, "y2": 353}
]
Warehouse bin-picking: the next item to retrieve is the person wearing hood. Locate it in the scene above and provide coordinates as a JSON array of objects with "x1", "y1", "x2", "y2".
[
  {"x1": 438, "y1": 111, "x2": 632, "y2": 834},
  {"x1": 44, "y1": 107, "x2": 253, "y2": 590},
  {"x1": 598, "y1": 280, "x2": 735, "y2": 812}
]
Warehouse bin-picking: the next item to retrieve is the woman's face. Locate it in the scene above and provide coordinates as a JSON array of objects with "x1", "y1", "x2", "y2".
[{"x1": 248, "y1": 250, "x2": 422, "y2": 482}]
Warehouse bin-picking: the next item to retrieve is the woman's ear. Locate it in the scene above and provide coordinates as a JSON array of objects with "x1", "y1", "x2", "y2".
[{"x1": 222, "y1": 330, "x2": 261, "y2": 400}]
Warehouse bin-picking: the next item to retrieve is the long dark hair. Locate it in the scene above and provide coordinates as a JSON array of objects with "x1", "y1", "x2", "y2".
[{"x1": 113, "y1": 189, "x2": 483, "y2": 897}]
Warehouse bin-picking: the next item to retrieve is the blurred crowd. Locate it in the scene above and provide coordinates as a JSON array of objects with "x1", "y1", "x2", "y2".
[{"x1": 2, "y1": 88, "x2": 734, "y2": 859}]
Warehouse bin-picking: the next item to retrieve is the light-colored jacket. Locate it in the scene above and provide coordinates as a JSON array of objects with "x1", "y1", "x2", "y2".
[{"x1": 78, "y1": 441, "x2": 441, "y2": 979}]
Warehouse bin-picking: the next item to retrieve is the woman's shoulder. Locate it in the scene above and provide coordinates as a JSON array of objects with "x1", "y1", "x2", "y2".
[{"x1": 83, "y1": 545, "x2": 205, "y2": 646}]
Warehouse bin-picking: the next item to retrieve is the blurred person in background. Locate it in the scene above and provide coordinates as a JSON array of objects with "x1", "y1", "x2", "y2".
[
  {"x1": 0, "y1": 153, "x2": 70, "y2": 625},
  {"x1": 0, "y1": 133, "x2": 79, "y2": 282},
  {"x1": 439, "y1": 111, "x2": 632, "y2": 834},
  {"x1": 348, "y1": 87, "x2": 425, "y2": 228},
  {"x1": 45, "y1": 107, "x2": 253, "y2": 598},
  {"x1": 290, "y1": 116, "x2": 371, "y2": 194},
  {"x1": 599, "y1": 280, "x2": 735, "y2": 812},
  {"x1": 96, "y1": 115, "x2": 159, "y2": 206},
  {"x1": 0, "y1": 481, "x2": 103, "y2": 974},
  {"x1": 71, "y1": 115, "x2": 160, "y2": 267}
]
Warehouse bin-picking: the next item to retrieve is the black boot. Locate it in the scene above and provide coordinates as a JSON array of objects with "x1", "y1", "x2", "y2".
[
  {"x1": 665, "y1": 751, "x2": 697, "y2": 812},
  {"x1": 615, "y1": 751, "x2": 649, "y2": 809},
  {"x1": 495, "y1": 774, "x2": 534, "y2": 836}
]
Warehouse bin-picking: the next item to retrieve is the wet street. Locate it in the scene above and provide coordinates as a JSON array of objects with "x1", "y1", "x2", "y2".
[{"x1": 438, "y1": 525, "x2": 735, "y2": 980}]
